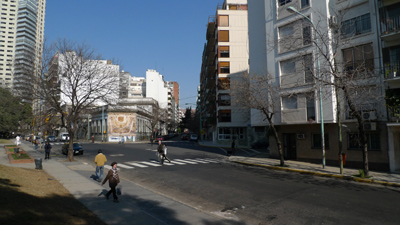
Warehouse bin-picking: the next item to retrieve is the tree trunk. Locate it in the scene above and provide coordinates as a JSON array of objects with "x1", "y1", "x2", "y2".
[
  {"x1": 269, "y1": 119, "x2": 284, "y2": 167},
  {"x1": 67, "y1": 131, "x2": 74, "y2": 162}
]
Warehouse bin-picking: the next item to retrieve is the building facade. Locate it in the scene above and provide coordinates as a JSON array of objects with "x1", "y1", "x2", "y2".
[
  {"x1": 199, "y1": 0, "x2": 249, "y2": 144},
  {"x1": 0, "y1": 0, "x2": 46, "y2": 103},
  {"x1": 247, "y1": 0, "x2": 395, "y2": 171}
]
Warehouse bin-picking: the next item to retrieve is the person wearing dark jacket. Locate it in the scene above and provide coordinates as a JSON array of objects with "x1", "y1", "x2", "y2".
[
  {"x1": 44, "y1": 141, "x2": 52, "y2": 160},
  {"x1": 102, "y1": 162, "x2": 120, "y2": 203}
]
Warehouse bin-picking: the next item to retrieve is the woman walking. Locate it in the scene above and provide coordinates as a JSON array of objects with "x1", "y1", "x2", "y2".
[{"x1": 101, "y1": 162, "x2": 120, "y2": 203}]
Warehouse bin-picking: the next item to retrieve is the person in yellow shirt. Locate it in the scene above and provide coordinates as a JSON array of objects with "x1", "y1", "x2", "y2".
[{"x1": 95, "y1": 149, "x2": 107, "y2": 182}]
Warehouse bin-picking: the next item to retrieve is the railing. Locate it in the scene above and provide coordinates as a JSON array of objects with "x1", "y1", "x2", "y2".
[
  {"x1": 384, "y1": 61, "x2": 400, "y2": 79},
  {"x1": 380, "y1": 14, "x2": 400, "y2": 35}
]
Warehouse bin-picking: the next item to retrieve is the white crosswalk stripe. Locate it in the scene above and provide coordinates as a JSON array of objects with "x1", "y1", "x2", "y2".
[
  {"x1": 183, "y1": 159, "x2": 209, "y2": 163},
  {"x1": 139, "y1": 161, "x2": 162, "y2": 167},
  {"x1": 125, "y1": 162, "x2": 149, "y2": 168},
  {"x1": 173, "y1": 159, "x2": 198, "y2": 164},
  {"x1": 109, "y1": 158, "x2": 223, "y2": 170},
  {"x1": 117, "y1": 163, "x2": 134, "y2": 169}
]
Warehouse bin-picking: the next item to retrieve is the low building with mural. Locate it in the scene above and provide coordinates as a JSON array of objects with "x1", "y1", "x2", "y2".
[{"x1": 89, "y1": 98, "x2": 158, "y2": 142}]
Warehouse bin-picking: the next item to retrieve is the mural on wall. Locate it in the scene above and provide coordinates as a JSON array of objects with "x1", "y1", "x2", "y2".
[{"x1": 108, "y1": 113, "x2": 136, "y2": 137}]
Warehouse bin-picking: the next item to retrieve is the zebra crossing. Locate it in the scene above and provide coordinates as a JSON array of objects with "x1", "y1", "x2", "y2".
[{"x1": 104, "y1": 158, "x2": 222, "y2": 170}]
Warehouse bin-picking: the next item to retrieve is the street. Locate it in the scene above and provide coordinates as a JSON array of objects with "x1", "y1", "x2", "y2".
[{"x1": 47, "y1": 138, "x2": 400, "y2": 224}]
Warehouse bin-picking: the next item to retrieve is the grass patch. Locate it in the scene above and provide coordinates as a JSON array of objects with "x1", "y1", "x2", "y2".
[
  {"x1": 12, "y1": 153, "x2": 31, "y2": 160},
  {"x1": 274, "y1": 164, "x2": 290, "y2": 167},
  {"x1": 0, "y1": 139, "x2": 13, "y2": 143},
  {"x1": 5, "y1": 144, "x2": 17, "y2": 147}
]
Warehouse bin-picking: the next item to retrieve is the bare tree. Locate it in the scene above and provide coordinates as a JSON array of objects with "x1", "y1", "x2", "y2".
[
  {"x1": 231, "y1": 72, "x2": 286, "y2": 166},
  {"x1": 144, "y1": 103, "x2": 168, "y2": 138},
  {"x1": 32, "y1": 38, "x2": 120, "y2": 161}
]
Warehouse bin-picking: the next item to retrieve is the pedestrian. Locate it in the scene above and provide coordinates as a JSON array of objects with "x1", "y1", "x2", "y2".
[
  {"x1": 231, "y1": 139, "x2": 236, "y2": 156},
  {"x1": 44, "y1": 141, "x2": 52, "y2": 160},
  {"x1": 91, "y1": 135, "x2": 94, "y2": 143},
  {"x1": 150, "y1": 135, "x2": 154, "y2": 146},
  {"x1": 161, "y1": 144, "x2": 171, "y2": 163},
  {"x1": 102, "y1": 162, "x2": 120, "y2": 203},
  {"x1": 95, "y1": 149, "x2": 107, "y2": 182},
  {"x1": 35, "y1": 138, "x2": 39, "y2": 150},
  {"x1": 16, "y1": 135, "x2": 20, "y2": 146}
]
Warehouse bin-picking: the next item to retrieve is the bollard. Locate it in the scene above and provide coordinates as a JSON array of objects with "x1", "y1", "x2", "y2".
[{"x1": 35, "y1": 158, "x2": 42, "y2": 170}]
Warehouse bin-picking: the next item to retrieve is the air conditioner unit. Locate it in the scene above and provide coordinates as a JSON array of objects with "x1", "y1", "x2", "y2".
[
  {"x1": 329, "y1": 16, "x2": 339, "y2": 28},
  {"x1": 363, "y1": 122, "x2": 376, "y2": 131},
  {"x1": 297, "y1": 133, "x2": 305, "y2": 139},
  {"x1": 362, "y1": 111, "x2": 376, "y2": 120}
]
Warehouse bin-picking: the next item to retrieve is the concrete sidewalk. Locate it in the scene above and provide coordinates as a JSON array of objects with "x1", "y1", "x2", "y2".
[
  {"x1": 0, "y1": 141, "x2": 231, "y2": 225},
  {"x1": 199, "y1": 140, "x2": 400, "y2": 187}
]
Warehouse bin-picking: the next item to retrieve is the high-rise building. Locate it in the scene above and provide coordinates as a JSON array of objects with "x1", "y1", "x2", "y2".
[
  {"x1": 199, "y1": 0, "x2": 249, "y2": 142},
  {"x1": 0, "y1": 0, "x2": 46, "y2": 103}
]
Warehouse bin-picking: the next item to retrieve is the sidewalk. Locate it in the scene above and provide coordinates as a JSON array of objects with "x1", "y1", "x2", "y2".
[
  {"x1": 0, "y1": 141, "x2": 230, "y2": 225},
  {"x1": 198, "y1": 140, "x2": 400, "y2": 187}
]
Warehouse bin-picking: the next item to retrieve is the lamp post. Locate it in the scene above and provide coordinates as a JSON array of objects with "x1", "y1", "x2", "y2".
[{"x1": 287, "y1": 6, "x2": 326, "y2": 168}]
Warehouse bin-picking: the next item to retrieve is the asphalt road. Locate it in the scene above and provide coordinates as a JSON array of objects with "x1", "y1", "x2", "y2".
[{"x1": 49, "y1": 138, "x2": 400, "y2": 224}]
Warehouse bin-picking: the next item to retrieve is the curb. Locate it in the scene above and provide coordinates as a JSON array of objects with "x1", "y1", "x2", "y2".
[{"x1": 234, "y1": 161, "x2": 400, "y2": 188}]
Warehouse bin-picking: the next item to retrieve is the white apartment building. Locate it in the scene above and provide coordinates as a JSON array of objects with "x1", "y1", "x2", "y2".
[
  {"x1": 0, "y1": 0, "x2": 46, "y2": 103},
  {"x1": 146, "y1": 69, "x2": 168, "y2": 108},
  {"x1": 199, "y1": 0, "x2": 249, "y2": 144},
  {"x1": 129, "y1": 76, "x2": 146, "y2": 98},
  {"x1": 51, "y1": 52, "x2": 120, "y2": 108},
  {"x1": 248, "y1": 0, "x2": 393, "y2": 171}
]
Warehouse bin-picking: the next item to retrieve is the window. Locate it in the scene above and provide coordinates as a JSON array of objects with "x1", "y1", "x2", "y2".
[
  {"x1": 279, "y1": 0, "x2": 292, "y2": 6},
  {"x1": 219, "y1": 15, "x2": 229, "y2": 27},
  {"x1": 219, "y1": 30, "x2": 229, "y2": 42},
  {"x1": 343, "y1": 43, "x2": 374, "y2": 74},
  {"x1": 279, "y1": 19, "x2": 311, "y2": 52},
  {"x1": 218, "y1": 128, "x2": 231, "y2": 140},
  {"x1": 282, "y1": 96, "x2": 297, "y2": 109},
  {"x1": 218, "y1": 110, "x2": 231, "y2": 122},
  {"x1": 281, "y1": 59, "x2": 296, "y2": 75},
  {"x1": 312, "y1": 133, "x2": 329, "y2": 149},
  {"x1": 219, "y1": 61, "x2": 230, "y2": 73},
  {"x1": 218, "y1": 94, "x2": 231, "y2": 106},
  {"x1": 348, "y1": 133, "x2": 380, "y2": 150},
  {"x1": 341, "y1": 14, "x2": 371, "y2": 38},
  {"x1": 303, "y1": 25, "x2": 312, "y2": 45},
  {"x1": 304, "y1": 54, "x2": 314, "y2": 83},
  {"x1": 307, "y1": 95, "x2": 315, "y2": 121},
  {"x1": 219, "y1": 46, "x2": 229, "y2": 58},
  {"x1": 218, "y1": 77, "x2": 230, "y2": 90},
  {"x1": 301, "y1": 0, "x2": 310, "y2": 8}
]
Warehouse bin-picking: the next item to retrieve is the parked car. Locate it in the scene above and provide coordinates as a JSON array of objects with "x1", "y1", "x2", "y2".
[
  {"x1": 190, "y1": 134, "x2": 198, "y2": 141},
  {"x1": 156, "y1": 136, "x2": 164, "y2": 141},
  {"x1": 60, "y1": 133, "x2": 70, "y2": 141},
  {"x1": 62, "y1": 143, "x2": 84, "y2": 155},
  {"x1": 181, "y1": 134, "x2": 189, "y2": 140},
  {"x1": 251, "y1": 139, "x2": 269, "y2": 149},
  {"x1": 47, "y1": 135, "x2": 57, "y2": 142}
]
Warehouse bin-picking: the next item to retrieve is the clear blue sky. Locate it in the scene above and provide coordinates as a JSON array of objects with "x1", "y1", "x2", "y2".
[{"x1": 45, "y1": 0, "x2": 222, "y2": 107}]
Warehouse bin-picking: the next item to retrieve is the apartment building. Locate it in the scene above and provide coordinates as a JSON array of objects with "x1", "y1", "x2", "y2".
[
  {"x1": 248, "y1": 0, "x2": 392, "y2": 171},
  {"x1": 199, "y1": 0, "x2": 249, "y2": 144},
  {"x1": 379, "y1": 0, "x2": 400, "y2": 172},
  {"x1": 0, "y1": 0, "x2": 46, "y2": 103}
]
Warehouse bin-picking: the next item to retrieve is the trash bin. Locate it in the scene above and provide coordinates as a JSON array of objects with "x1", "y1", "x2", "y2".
[
  {"x1": 14, "y1": 148, "x2": 19, "y2": 153},
  {"x1": 35, "y1": 158, "x2": 42, "y2": 170}
]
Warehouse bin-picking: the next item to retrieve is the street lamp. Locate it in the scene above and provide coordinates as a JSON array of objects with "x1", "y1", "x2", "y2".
[{"x1": 287, "y1": 6, "x2": 326, "y2": 168}]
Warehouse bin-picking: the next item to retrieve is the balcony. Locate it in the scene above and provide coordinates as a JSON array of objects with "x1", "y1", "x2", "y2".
[
  {"x1": 384, "y1": 61, "x2": 400, "y2": 79},
  {"x1": 380, "y1": 3, "x2": 400, "y2": 41}
]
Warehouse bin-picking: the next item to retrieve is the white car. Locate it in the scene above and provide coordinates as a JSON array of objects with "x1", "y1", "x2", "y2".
[
  {"x1": 190, "y1": 134, "x2": 198, "y2": 141},
  {"x1": 60, "y1": 133, "x2": 70, "y2": 141}
]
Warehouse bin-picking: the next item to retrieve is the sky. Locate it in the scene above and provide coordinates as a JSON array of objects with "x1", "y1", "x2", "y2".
[{"x1": 45, "y1": 0, "x2": 222, "y2": 107}]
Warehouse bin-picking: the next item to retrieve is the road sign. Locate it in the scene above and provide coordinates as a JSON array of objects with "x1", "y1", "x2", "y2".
[{"x1": 200, "y1": 129, "x2": 205, "y2": 135}]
